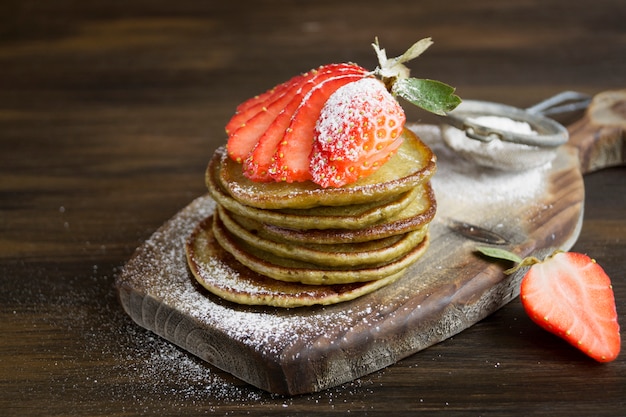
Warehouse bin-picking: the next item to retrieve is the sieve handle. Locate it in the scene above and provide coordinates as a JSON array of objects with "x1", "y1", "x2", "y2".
[{"x1": 526, "y1": 91, "x2": 591, "y2": 117}]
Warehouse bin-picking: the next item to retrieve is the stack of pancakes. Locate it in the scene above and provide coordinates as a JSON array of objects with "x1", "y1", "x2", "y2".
[{"x1": 186, "y1": 129, "x2": 437, "y2": 307}]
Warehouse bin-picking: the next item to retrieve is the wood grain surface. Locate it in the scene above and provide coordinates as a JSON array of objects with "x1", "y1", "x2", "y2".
[
  {"x1": 1, "y1": 0, "x2": 625, "y2": 415},
  {"x1": 116, "y1": 119, "x2": 609, "y2": 395}
]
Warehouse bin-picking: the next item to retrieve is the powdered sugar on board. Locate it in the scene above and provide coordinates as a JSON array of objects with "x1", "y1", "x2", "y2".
[
  {"x1": 119, "y1": 196, "x2": 386, "y2": 357},
  {"x1": 116, "y1": 123, "x2": 585, "y2": 395},
  {"x1": 409, "y1": 123, "x2": 550, "y2": 220}
]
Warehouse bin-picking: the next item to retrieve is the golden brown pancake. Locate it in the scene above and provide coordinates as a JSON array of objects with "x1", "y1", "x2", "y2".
[
  {"x1": 216, "y1": 205, "x2": 429, "y2": 267},
  {"x1": 249, "y1": 182, "x2": 436, "y2": 244},
  {"x1": 210, "y1": 128, "x2": 436, "y2": 210},
  {"x1": 207, "y1": 166, "x2": 421, "y2": 230},
  {"x1": 187, "y1": 128, "x2": 437, "y2": 306},
  {"x1": 186, "y1": 216, "x2": 408, "y2": 307},
  {"x1": 211, "y1": 213, "x2": 430, "y2": 285}
]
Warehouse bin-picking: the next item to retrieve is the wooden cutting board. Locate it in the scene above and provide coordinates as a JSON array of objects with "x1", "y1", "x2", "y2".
[{"x1": 116, "y1": 90, "x2": 625, "y2": 396}]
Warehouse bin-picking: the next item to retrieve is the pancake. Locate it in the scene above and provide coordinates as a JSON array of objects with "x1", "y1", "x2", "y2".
[
  {"x1": 251, "y1": 182, "x2": 436, "y2": 244},
  {"x1": 211, "y1": 213, "x2": 430, "y2": 285},
  {"x1": 217, "y1": 205, "x2": 429, "y2": 267},
  {"x1": 211, "y1": 128, "x2": 436, "y2": 210},
  {"x1": 207, "y1": 159, "x2": 421, "y2": 230},
  {"x1": 225, "y1": 207, "x2": 408, "y2": 251},
  {"x1": 185, "y1": 216, "x2": 408, "y2": 307},
  {"x1": 187, "y1": 127, "x2": 437, "y2": 306}
]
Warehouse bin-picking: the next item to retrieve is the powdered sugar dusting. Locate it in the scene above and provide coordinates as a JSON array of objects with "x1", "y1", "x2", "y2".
[
  {"x1": 119, "y1": 195, "x2": 389, "y2": 358},
  {"x1": 313, "y1": 78, "x2": 399, "y2": 160},
  {"x1": 314, "y1": 79, "x2": 379, "y2": 158},
  {"x1": 409, "y1": 124, "x2": 549, "y2": 222},
  {"x1": 114, "y1": 123, "x2": 576, "y2": 399},
  {"x1": 441, "y1": 115, "x2": 557, "y2": 171},
  {"x1": 468, "y1": 115, "x2": 537, "y2": 135},
  {"x1": 310, "y1": 78, "x2": 405, "y2": 187}
]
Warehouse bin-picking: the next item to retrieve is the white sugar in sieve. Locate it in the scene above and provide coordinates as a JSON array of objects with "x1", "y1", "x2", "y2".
[{"x1": 440, "y1": 91, "x2": 591, "y2": 171}]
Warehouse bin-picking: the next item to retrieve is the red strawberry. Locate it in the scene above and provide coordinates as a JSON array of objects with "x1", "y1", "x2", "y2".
[
  {"x1": 234, "y1": 77, "x2": 292, "y2": 115},
  {"x1": 309, "y1": 77, "x2": 406, "y2": 188},
  {"x1": 520, "y1": 251, "x2": 621, "y2": 362},
  {"x1": 226, "y1": 73, "x2": 307, "y2": 162},
  {"x1": 226, "y1": 78, "x2": 292, "y2": 135},
  {"x1": 242, "y1": 64, "x2": 369, "y2": 182},
  {"x1": 224, "y1": 38, "x2": 461, "y2": 186},
  {"x1": 267, "y1": 72, "x2": 369, "y2": 183}
]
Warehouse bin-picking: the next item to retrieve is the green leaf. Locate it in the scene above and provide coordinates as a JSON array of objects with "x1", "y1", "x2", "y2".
[
  {"x1": 475, "y1": 246, "x2": 544, "y2": 275},
  {"x1": 475, "y1": 246, "x2": 523, "y2": 264},
  {"x1": 392, "y1": 78, "x2": 461, "y2": 115}
]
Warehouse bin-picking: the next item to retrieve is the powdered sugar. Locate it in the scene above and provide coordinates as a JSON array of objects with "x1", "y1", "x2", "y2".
[
  {"x1": 442, "y1": 115, "x2": 557, "y2": 171},
  {"x1": 311, "y1": 78, "x2": 405, "y2": 187},
  {"x1": 113, "y1": 124, "x2": 571, "y2": 398},
  {"x1": 119, "y1": 195, "x2": 390, "y2": 357},
  {"x1": 313, "y1": 78, "x2": 403, "y2": 157},
  {"x1": 468, "y1": 115, "x2": 537, "y2": 136},
  {"x1": 409, "y1": 124, "x2": 549, "y2": 221},
  {"x1": 314, "y1": 78, "x2": 386, "y2": 156}
]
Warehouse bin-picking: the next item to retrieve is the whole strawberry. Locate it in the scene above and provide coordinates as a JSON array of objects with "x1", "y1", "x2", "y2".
[{"x1": 478, "y1": 247, "x2": 621, "y2": 362}]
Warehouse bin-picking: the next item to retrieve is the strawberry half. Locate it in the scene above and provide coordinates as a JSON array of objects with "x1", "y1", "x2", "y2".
[
  {"x1": 310, "y1": 78, "x2": 406, "y2": 188},
  {"x1": 243, "y1": 64, "x2": 369, "y2": 182},
  {"x1": 520, "y1": 252, "x2": 621, "y2": 362},
  {"x1": 476, "y1": 247, "x2": 621, "y2": 363}
]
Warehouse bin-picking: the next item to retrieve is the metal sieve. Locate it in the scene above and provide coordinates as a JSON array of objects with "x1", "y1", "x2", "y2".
[{"x1": 440, "y1": 91, "x2": 591, "y2": 171}]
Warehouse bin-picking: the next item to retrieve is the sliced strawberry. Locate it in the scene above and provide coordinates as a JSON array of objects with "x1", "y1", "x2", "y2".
[
  {"x1": 226, "y1": 72, "x2": 306, "y2": 136},
  {"x1": 227, "y1": 63, "x2": 368, "y2": 166},
  {"x1": 226, "y1": 75, "x2": 307, "y2": 162},
  {"x1": 234, "y1": 81, "x2": 286, "y2": 114},
  {"x1": 520, "y1": 252, "x2": 621, "y2": 362},
  {"x1": 225, "y1": 37, "x2": 462, "y2": 183},
  {"x1": 226, "y1": 74, "x2": 308, "y2": 162},
  {"x1": 226, "y1": 82, "x2": 284, "y2": 136},
  {"x1": 309, "y1": 77, "x2": 406, "y2": 188},
  {"x1": 267, "y1": 73, "x2": 369, "y2": 183},
  {"x1": 242, "y1": 64, "x2": 369, "y2": 182}
]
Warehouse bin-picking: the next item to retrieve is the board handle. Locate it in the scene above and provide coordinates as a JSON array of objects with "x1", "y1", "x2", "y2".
[{"x1": 566, "y1": 89, "x2": 626, "y2": 175}]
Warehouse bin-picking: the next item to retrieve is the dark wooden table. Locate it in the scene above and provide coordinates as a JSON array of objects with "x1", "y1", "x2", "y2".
[{"x1": 1, "y1": 1, "x2": 624, "y2": 415}]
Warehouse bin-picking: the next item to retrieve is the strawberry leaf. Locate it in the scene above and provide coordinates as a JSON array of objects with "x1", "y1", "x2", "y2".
[
  {"x1": 476, "y1": 246, "x2": 544, "y2": 274},
  {"x1": 392, "y1": 78, "x2": 461, "y2": 115},
  {"x1": 475, "y1": 246, "x2": 523, "y2": 264}
]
